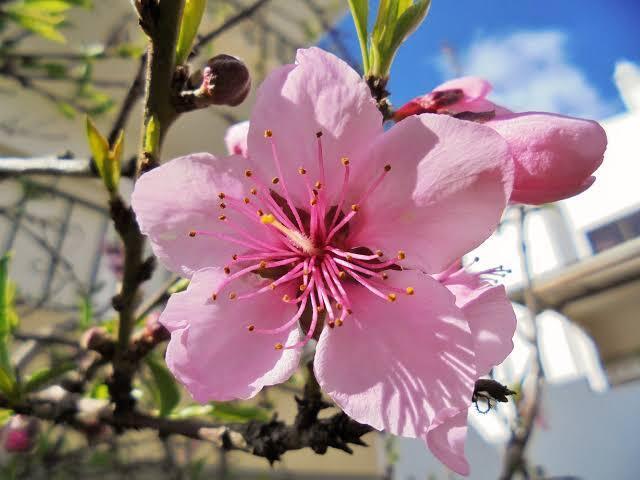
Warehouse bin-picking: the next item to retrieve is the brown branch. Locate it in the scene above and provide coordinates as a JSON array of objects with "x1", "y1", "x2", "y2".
[{"x1": 499, "y1": 206, "x2": 544, "y2": 480}]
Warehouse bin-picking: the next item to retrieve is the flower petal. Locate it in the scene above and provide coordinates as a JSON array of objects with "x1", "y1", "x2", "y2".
[
  {"x1": 161, "y1": 268, "x2": 302, "y2": 401},
  {"x1": 424, "y1": 407, "x2": 471, "y2": 476},
  {"x1": 315, "y1": 270, "x2": 475, "y2": 438},
  {"x1": 131, "y1": 153, "x2": 255, "y2": 277},
  {"x1": 247, "y1": 47, "x2": 382, "y2": 202},
  {"x1": 348, "y1": 114, "x2": 513, "y2": 273},
  {"x1": 487, "y1": 112, "x2": 607, "y2": 204},
  {"x1": 224, "y1": 120, "x2": 250, "y2": 157}
]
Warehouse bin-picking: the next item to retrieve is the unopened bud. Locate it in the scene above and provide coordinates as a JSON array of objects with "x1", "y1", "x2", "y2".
[
  {"x1": 204, "y1": 54, "x2": 251, "y2": 106},
  {"x1": 3, "y1": 416, "x2": 39, "y2": 453}
]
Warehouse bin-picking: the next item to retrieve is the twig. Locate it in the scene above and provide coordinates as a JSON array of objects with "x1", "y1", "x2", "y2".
[
  {"x1": 499, "y1": 206, "x2": 544, "y2": 480},
  {"x1": 108, "y1": 54, "x2": 147, "y2": 145}
]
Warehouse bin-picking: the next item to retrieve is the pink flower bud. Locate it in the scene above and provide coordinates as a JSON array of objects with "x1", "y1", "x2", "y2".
[{"x1": 3, "y1": 416, "x2": 39, "y2": 453}]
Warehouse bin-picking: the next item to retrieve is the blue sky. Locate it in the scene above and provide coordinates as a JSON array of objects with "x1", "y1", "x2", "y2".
[{"x1": 321, "y1": 0, "x2": 640, "y2": 119}]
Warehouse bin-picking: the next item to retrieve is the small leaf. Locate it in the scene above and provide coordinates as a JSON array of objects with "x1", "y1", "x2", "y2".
[
  {"x1": 22, "y1": 362, "x2": 75, "y2": 393},
  {"x1": 0, "y1": 254, "x2": 17, "y2": 392},
  {"x1": 78, "y1": 296, "x2": 93, "y2": 330},
  {"x1": 144, "y1": 114, "x2": 161, "y2": 155},
  {"x1": 347, "y1": 0, "x2": 369, "y2": 73},
  {"x1": 109, "y1": 129, "x2": 124, "y2": 189},
  {"x1": 57, "y1": 101, "x2": 76, "y2": 118},
  {"x1": 86, "y1": 116, "x2": 118, "y2": 193},
  {"x1": 146, "y1": 355, "x2": 180, "y2": 417},
  {"x1": 175, "y1": 0, "x2": 207, "y2": 65}
]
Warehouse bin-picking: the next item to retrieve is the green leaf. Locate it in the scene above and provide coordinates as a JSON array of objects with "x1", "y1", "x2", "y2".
[
  {"x1": 146, "y1": 355, "x2": 180, "y2": 417},
  {"x1": 22, "y1": 362, "x2": 75, "y2": 393},
  {"x1": 78, "y1": 296, "x2": 93, "y2": 330},
  {"x1": 175, "y1": 0, "x2": 207, "y2": 65},
  {"x1": 109, "y1": 129, "x2": 124, "y2": 189},
  {"x1": 144, "y1": 114, "x2": 161, "y2": 155},
  {"x1": 57, "y1": 101, "x2": 76, "y2": 118},
  {"x1": 86, "y1": 116, "x2": 119, "y2": 193},
  {"x1": 88, "y1": 382, "x2": 110, "y2": 400},
  {"x1": 209, "y1": 401, "x2": 270, "y2": 423},
  {"x1": 347, "y1": 0, "x2": 369, "y2": 73}
]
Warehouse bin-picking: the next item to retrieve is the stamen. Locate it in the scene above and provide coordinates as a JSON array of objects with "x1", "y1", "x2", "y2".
[
  {"x1": 387, "y1": 293, "x2": 397, "y2": 302},
  {"x1": 406, "y1": 287, "x2": 415, "y2": 295}
]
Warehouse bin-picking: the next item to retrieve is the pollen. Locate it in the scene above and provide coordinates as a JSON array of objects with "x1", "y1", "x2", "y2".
[
  {"x1": 250, "y1": 187, "x2": 258, "y2": 195},
  {"x1": 229, "y1": 292, "x2": 237, "y2": 300},
  {"x1": 328, "y1": 321, "x2": 336, "y2": 328},
  {"x1": 272, "y1": 177, "x2": 280, "y2": 184},
  {"x1": 188, "y1": 230, "x2": 196, "y2": 237},
  {"x1": 387, "y1": 293, "x2": 397, "y2": 302},
  {"x1": 219, "y1": 203, "x2": 226, "y2": 209},
  {"x1": 223, "y1": 266, "x2": 231, "y2": 274},
  {"x1": 376, "y1": 250, "x2": 383, "y2": 257},
  {"x1": 314, "y1": 181, "x2": 322, "y2": 189},
  {"x1": 274, "y1": 343, "x2": 283, "y2": 350},
  {"x1": 310, "y1": 197, "x2": 318, "y2": 206},
  {"x1": 341, "y1": 157, "x2": 350, "y2": 166},
  {"x1": 338, "y1": 271, "x2": 346, "y2": 280},
  {"x1": 335, "y1": 319, "x2": 344, "y2": 327},
  {"x1": 269, "y1": 283, "x2": 276, "y2": 290},
  {"x1": 243, "y1": 197, "x2": 250, "y2": 204},
  {"x1": 298, "y1": 167, "x2": 307, "y2": 175},
  {"x1": 244, "y1": 169, "x2": 253, "y2": 177},
  {"x1": 397, "y1": 250, "x2": 406, "y2": 260},
  {"x1": 282, "y1": 294, "x2": 290, "y2": 302},
  {"x1": 345, "y1": 255, "x2": 353, "y2": 261},
  {"x1": 218, "y1": 192, "x2": 225, "y2": 199},
  {"x1": 260, "y1": 213, "x2": 276, "y2": 224},
  {"x1": 317, "y1": 305, "x2": 325, "y2": 313},
  {"x1": 299, "y1": 284, "x2": 306, "y2": 291},
  {"x1": 257, "y1": 209, "x2": 264, "y2": 216},
  {"x1": 336, "y1": 303, "x2": 343, "y2": 310},
  {"x1": 405, "y1": 287, "x2": 415, "y2": 295},
  {"x1": 264, "y1": 129, "x2": 273, "y2": 138},
  {"x1": 351, "y1": 204, "x2": 360, "y2": 212},
  {"x1": 259, "y1": 261, "x2": 268, "y2": 269},
  {"x1": 384, "y1": 164, "x2": 392, "y2": 172},
  {"x1": 218, "y1": 215, "x2": 226, "y2": 221},
  {"x1": 247, "y1": 324, "x2": 255, "y2": 332}
]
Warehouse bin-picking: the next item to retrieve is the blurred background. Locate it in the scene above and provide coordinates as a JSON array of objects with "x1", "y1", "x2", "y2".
[{"x1": 1, "y1": 0, "x2": 639, "y2": 478}]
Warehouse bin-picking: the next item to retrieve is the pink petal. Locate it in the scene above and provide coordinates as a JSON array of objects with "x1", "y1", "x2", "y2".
[
  {"x1": 487, "y1": 112, "x2": 607, "y2": 204},
  {"x1": 459, "y1": 286, "x2": 516, "y2": 376},
  {"x1": 161, "y1": 268, "x2": 302, "y2": 401},
  {"x1": 314, "y1": 270, "x2": 475, "y2": 438},
  {"x1": 424, "y1": 407, "x2": 471, "y2": 476},
  {"x1": 434, "y1": 76, "x2": 492, "y2": 100},
  {"x1": 224, "y1": 120, "x2": 250, "y2": 157},
  {"x1": 247, "y1": 47, "x2": 382, "y2": 202},
  {"x1": 131, "y1": 153, "x2": 254, "y2": 277},
  {"x1": 348, "y1": 114, "x2": 513, "y2": 273}
]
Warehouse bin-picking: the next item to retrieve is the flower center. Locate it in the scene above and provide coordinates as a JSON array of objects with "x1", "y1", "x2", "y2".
[{"x1": 188, "y1": 129, "x2": 414, "y2": 350}]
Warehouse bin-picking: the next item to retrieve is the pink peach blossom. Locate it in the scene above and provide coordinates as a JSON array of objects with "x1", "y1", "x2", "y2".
[
  {"x1": 394, "y1": 76, "x2": 607, "y2": 205},
  {"x1": 132, "y1": 48, "x2": 515, "y2": 475},
  {"x1": 224, "y1": 120, "x2": 250, "y2": 157}
]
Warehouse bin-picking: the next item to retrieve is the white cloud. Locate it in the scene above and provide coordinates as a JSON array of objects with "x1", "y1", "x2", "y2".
[{"x1": 440, "y1": 30, "x2": 615, "y2": 119}]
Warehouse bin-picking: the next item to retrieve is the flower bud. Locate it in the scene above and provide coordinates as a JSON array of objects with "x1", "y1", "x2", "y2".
[
  {"x1": 203, "y1": 54, "x2": 251, "y2": 107},
  {"x1": 3, "y1": 416, "x2": 39, "y2": 453}
]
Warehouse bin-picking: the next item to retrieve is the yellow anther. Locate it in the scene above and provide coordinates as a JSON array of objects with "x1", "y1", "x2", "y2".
[
  {"x1": 272, "y1": 177, "x2": 280, "y2": 184},
  {"x1": 376, "y1": 250, "x2": 383, "y2": 257},
  {"x1": 341, "y1": 157, "x2": 350, "y2": 166},
  {"x1": 299, "y1": 284, "x2": 306, "y2": 291},
  {"x1": 351, "y1": 204, "x2": 360, "y2": 212},
  {"x1": 269, "y1": 283, "x2": 276, "y2": 290},
  {"x1": 406, "y1": 287, "x2": 415, "y2": 295},
  {"x1": 336, "y1": 319, "x2": 344, "y2": 327},
  {"x1": 247, "y1": 324, "x2": 255, "y2": 332},
  {"x1": 310, "y1": 197, "x2": 318, "y2": 206},
  {"x1": 314, "y1": 181, "x2": 323, "y2": 189},
  {"x1": 264, "y1": 129, "x2": 273, "y2": 138},
  {"x1": 397, "y1": 250, "x2": 406, "y2": 260},
  {"x1": 260, "y1": 213, "x2": 276, "y2": 224},
  {"x1": 243, "y1": 197, "x2": 250, "y2": 204},
  {"x1": 384, "y1": 164, "x2": 391, "y2": 172},
  {"x1": 218, "y1": 215, "x2": 226, "y2": 221},
  {"x1": 336, "y1": 303, "x2": 343, "y2": 310},
  {"x1": 387, "y1": 293, "x2": 397, "y2": 302},
  {"x1": 338, "y1": 271, "x2": 346, "y2": 280},
  {"x1": 317, "y1": 305, "x2": 325, "y2": 313},
  {"x1": 229, "y1": 292, "x2": 237, "y2": 300},
  {"x1": 298, "y1": 167, "x2": 307, "y2": 175},
  {"x1": 223, "y1": 266, "x2": 231, "y2": 274},
  {"x1": 345, "y1": 255, "x2": 353, "y2": 261},
  {"x1": 250, "y1": 187, "x2": 258, "y2": 195},
  {"x1": 282, "y1": 294, "x2": 290, "y2": 302},
  {"x1": 259, "y1": 261, "x2": 268, "y2": 269},
  {"x1": 274, "y1": 343, "x2": 284, "y2": 350},
  {"x1": 257, "y1": 209, "x2": 264, "y2": 216},
  {"x1": 218, "y1": 192, "x2": 225, "y2": 199},
  {"x1": 188, "y1": 230, "x2": 196, "y2": 237},
  {"x1": 244, "y1": 169, "x2": 253, "y2": 177}
]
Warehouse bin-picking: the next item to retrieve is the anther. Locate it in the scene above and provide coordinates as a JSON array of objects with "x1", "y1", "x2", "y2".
[
  {"x1": 298, "y1": 167, "x2": 307, "y2": 175},
  {"x1": 282, "y1": 294, "x2": 290, "y2": 302},
  {"x1": 218, "y1": 192, "x2": 225, "y2": 199},
  {"x1": 310, "y1": 197, "x2": 318, "y2": 206},
  {"x1": 346, "y1": 309, "x2": 353, "y2": 315},
  {"x1": 397, "y1": 250, "x2": 406, "y2": 260},
  {"x1": 272, "y1": 177, "x2": 280, "y2": 184},
  {"x1": 260, "y1": 213, "x2": 276, "y2": 224},
  {"x1": 269, "y1": 283, "x2": 276, "y2": 290},
  {"x1": 317, "y1": 305, "x2": 325, "y2": 313},
  {"x1": 328, "y1": 321, "x2": 336, "y2": 328},
  {"x1": 211, "y1": 293, "x2": 217, "y2": 301},
  {"x1": 257, "y1": 209, "x2": 264, "y2": 216},
  {"x1": 384, "y1": 164, "x2": 391, "y2": 172},
  {"x1": 376, "y1": 250, "x2": 383, "y2": 257},
  {"x1": 264, "y1": 129, "x2": 273, "y2": 138},
  {"x1": 345, "y1": 255, "x2": 353, "y2": 261},
  {"x1": 303, "y1": 269, "x2": 310, "y2": 275},
  {"x1": 351, "y1": 204, "x2": 360, "y2": 212},
  {"x1": 250, "y1": 187, "x2": 258, "y2": 195},
  {"x1": 336, "y1": 303, "x2": 343, "y2": 310},
  {"x1": 229, "y1": 292, "x2": 237, "y2": 300},
  {"x1": 341, "y1": 157, "x2": 350, "y2": 166},
  {"x1": 243, "y1": 197, "x2": 250, "y2": 204},
  {"x1": 338, "y1": 271, "x2": 346, "y2": 280},
  {"x1": 274, "y1": 343, "x2": 283, "y2": 350},
  {"x1": 335, "y1": 319, "x2": 344, "y2": 327},
  {"x1": 381, "y1": 272, "x2": 389, "y2": 280},
  {"x1": 247, "y1": 324, "x2": 255, "y2": 332},
  {"x1": 223, "y1": 266, "x2": 231, "y2": 274},
  {"x1": 188, "y1": 230, "x2": 196, "y2": 237},
  {"x1": 299, "y1": 284, "x2": 306, "y2": 292},
  {"x1": 218, "y1": 215, "x2": 226, "y2": 221},
  {"x1": 244, "y1": 169, "x2": 253, "y2": 177},
  {"x1": 406, "y1": 287, "x2": 415, "y2": 295},
  {"x1": 232, "y1": 254, "x2": 238, "y2": 261},
  {"x1": 316, "y1": 131, "x2": 323, "y2": 138},
  {"x1": 259, "y1": 261, "x2": 267, "y2": 269},
  {"x1": 387, "y1": 293, "x2": 397, "y2": 302},
  {"x1": 314, "y1": 181, "x2": 322, "y2": 189}
]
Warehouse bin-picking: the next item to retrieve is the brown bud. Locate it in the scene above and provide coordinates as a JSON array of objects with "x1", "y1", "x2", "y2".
[{"x1": 204, "y1": 54, "x2": 251, "y2": 106}]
